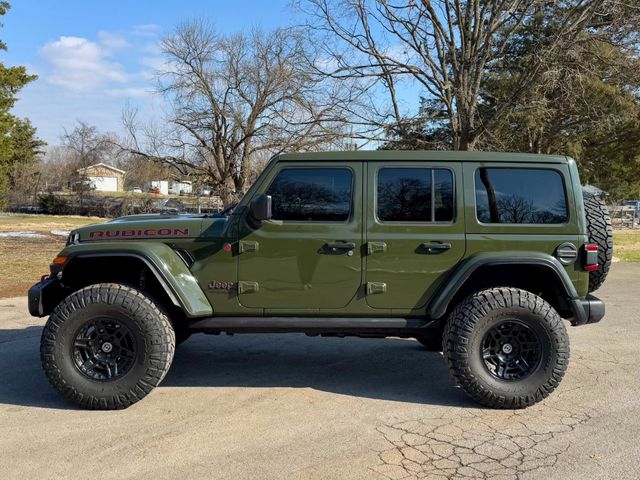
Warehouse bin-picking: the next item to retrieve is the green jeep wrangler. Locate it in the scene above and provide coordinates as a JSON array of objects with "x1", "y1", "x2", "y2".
[{"x1": 30, "y1": 151, "x2": 612, "y2": 410}]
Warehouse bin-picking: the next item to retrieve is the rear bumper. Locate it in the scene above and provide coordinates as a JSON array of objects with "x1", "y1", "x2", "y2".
[
  {"x1": 570, "y1": 295, "x2": 605, "y2": 326},
  {"x1": 28, "y1": 276, "x2": 67, "y2": 317}
]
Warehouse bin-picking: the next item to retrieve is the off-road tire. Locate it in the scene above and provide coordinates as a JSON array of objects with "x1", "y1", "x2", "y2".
[
  {"x1": 443, "y1": 287, "x2": 569, "y2": 409},
  {"x1": 583, "y1": 191, "x2": 613, "y2": 292},
  {"x1": 40, "y1": 283, "x2": 175, "y2": 409},
  {"x1": 416, "y1": 336, "x2": 442, "y2": 352}
]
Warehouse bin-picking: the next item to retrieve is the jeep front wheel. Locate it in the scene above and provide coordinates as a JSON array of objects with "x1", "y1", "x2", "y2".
[
  {"x1": 40, "y1": 283, "x2": 176, "y2": 409},
  {"x1": 443, "y1": 287, "x2": 569, "y2": 409}
]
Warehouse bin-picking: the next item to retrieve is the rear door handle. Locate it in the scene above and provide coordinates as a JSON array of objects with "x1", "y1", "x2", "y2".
[{"x1": 420, "y1": 242, "x2": 452, "y2": 253}]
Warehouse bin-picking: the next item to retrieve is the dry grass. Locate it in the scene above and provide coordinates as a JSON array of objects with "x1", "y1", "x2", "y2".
[
  {"x1": 1, "y1": 214, "x2": 105, "y2": 298},
  {"x1": 614, "y1": 229, "x2": 640, "y2": 262},
  {"x1": 0, "y1": 214, "x2": 104, "y2": 232},
  {"x1": 0, "y1": 236, "x2": 67, "y2": 297}
]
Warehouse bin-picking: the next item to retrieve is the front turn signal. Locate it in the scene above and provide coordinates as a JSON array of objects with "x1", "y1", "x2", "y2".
[{"x1": 51, "y1": 256, "x2": 68, "y2": 265}]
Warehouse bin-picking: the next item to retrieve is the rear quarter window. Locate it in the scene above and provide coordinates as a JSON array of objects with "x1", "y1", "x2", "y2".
[{"x1": 475, "y1": 168, "x2": 568, "y2": 224}]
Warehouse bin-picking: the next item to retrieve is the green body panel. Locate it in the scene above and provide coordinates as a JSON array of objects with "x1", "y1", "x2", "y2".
[
  {"x1": 461, "y1": 161, "x2": 589, "y2": 297},
  {"x1": 278, "y1": 151, "x2": 569, "y2": 164},
  {"x1": 364, "y1": 161, "x2": 466, "y2": 309},
  {"x1": 237, "y1": 161, "x2": 363, "y2": 310},
  {"x1": 75, "y1": 214, "x2": 207, "y2": 241},
  {"x1": 188, "y1": 215, "x2": 250, "y2": 314},
  {"x1": 59, "y1": 240, "x2": 213, "y2": 317},
  {"x1": 60, "y1": 150, "x2": 590, "y2": 320}
]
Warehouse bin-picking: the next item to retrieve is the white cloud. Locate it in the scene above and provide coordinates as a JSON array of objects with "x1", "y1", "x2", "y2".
[
  {"x1": 105, "y1": 87, "x2": 150, "y2": 98},
  {"x1": 40, "y1": 36, "x2": 128, "y2": 92},
  {"x1": 139, "y1": 41, "x2": 162, "y2": 55},
  {"x1": 131, "y1": 24, "x2": 162, "y2": 37},
  {"x1": 24, "y1": 27, "x2": 168, "y2": 143},
  {"x1": 98, "y1": 31, "x2": 129, "y2": 52}
]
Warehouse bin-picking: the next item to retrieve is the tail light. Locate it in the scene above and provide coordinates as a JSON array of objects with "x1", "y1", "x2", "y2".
[{"x1": 583, "y1": 244, "x2": 599, "y2": 271}]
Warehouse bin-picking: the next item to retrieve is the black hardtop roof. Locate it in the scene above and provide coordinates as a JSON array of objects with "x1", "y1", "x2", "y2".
[{"x1": 278, "y1": 150, "x2": 570, "y2": 164}]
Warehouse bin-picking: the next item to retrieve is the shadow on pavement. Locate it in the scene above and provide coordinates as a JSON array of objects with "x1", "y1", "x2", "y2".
[
  {"x1": 164, "y1": 333, "x2": 474, "y2": 407},
  {"x1": 0, "y1": 327, "x2": 474, "y2": 410}
]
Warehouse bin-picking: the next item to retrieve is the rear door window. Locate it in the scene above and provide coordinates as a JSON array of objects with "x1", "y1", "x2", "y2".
[
  {"x1": 377, "y1": 168, "x2": 454, "y2": 222},
  {"x1": 475, "y1": 168, "x2": 568, "y2": 224}
]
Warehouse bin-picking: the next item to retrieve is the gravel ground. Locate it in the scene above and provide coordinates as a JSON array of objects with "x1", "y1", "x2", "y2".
[{"x1": 0, "y1": 263, "x2": 638, "y2": 480}]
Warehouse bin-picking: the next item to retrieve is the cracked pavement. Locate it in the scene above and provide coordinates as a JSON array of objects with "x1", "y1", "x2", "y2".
[{"x1": 1, "y1": 263, "x2": 639, "y2": 479}]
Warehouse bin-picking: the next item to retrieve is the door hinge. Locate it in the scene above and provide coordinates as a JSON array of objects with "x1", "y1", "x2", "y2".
[
  {"x1": 238, "y1": 281, "x2": 259, "y2": 294},
  {"x1": 239, "y1": 240, "x2": 259, "y2": 253},
  {"x1": 366, "y1": 282, "x2": 387, "y2": 295},
  {"x1": 367, "y1": 241, "x2": 387, "y2": 255}
]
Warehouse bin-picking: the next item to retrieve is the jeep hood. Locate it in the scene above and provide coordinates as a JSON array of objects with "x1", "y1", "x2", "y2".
[{"x1": 74, "y1": 214, "x2": 229, "y2": 242}]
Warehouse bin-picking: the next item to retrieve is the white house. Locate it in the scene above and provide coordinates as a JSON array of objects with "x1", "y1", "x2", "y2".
[
  {"x1": 168, "y1": 180, "x2": 193, "y2": 195},
  {"x1": 77, "y1": 163, "x2": 126, "y2": 192}
]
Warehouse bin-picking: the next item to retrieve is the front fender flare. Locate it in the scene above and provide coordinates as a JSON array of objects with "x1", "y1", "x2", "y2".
[
  {"x1": 60, "y1": 242, "x2": 213, "y2": 317},
  {"x1": 427, "y1": 252, "x2": 582, "y2": 322}
]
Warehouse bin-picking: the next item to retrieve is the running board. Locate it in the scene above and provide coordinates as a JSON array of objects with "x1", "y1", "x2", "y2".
[{"x1": 188, "y1": 316, "x2": 439, "y2": 334}]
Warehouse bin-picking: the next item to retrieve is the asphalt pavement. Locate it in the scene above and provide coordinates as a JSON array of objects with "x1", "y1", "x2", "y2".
[{"x1": 1, "y1": 263, "x2": 638, "y2": 479}]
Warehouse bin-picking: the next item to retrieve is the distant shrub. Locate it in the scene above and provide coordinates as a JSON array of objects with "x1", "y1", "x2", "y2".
[{"x1": 38, "y1": 193, "x2": 67, "y2": 215}]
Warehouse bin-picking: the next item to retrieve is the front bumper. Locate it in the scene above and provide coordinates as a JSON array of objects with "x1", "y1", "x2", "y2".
[
  {"x1": 28, "y1": 276, "x2": 67, "y2": 317},
  {"x1": 570, "y1": 294, "x2": 605, "y2": 326}
]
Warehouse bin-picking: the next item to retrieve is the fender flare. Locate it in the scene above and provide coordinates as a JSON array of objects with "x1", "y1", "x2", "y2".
[
  {"x1": 61, "y1": 242, "x2": 213, "y2": 317},
  {"x1": 427, "y1": 252, "x2": 584, "y2": 323}
]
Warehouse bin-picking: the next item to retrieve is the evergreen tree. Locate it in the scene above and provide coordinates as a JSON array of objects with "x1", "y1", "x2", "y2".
[{"x1": 0, "y1": 1, "x2": 43, "y2": 204}]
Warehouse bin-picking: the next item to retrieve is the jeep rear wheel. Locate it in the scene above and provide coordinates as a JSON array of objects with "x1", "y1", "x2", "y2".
[
  {"x1": 40, "y1": 283, "x2": 175, "y2": 409},
  {"x1": 443, "y1": 287, "x2": 569, "y2": 409},
  {"x1": 583, "y1": 191, "x2": 613, "y2": 292}
]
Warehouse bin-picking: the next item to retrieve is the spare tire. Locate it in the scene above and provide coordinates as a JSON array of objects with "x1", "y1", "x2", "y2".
[{"x1": 583, "y1": 191, "x2": 613, "y2": 292}]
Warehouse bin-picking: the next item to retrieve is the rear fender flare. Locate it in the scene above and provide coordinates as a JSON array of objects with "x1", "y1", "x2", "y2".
[{"x1": 427, "y1": 252, "x2": 581, "y2": 321}]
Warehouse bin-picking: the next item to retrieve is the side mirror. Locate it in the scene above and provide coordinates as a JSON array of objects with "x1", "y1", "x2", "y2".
[{"x1": 249, "y1": 194, "x2": 272, "y2": 222}]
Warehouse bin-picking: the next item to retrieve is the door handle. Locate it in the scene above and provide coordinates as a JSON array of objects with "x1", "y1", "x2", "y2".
[
  {"x1": 322, "y1": 242, "x2": 356, "y2": 255},
  {"x1": 420, "y1": 242, "x2": 452, "y2": 253}
]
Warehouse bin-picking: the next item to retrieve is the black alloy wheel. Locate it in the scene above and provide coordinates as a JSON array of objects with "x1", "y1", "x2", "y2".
[
  {"x1": 481, "y1": 320, "x2": 542, "y2": 381},
  {"x1": 72, "y1": 318, "x2": 137, "y2": 381}
]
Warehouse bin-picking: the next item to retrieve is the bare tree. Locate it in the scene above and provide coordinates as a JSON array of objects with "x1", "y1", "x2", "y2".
[
  {"x1": 123, "y1": 22, "x2": 350, "y2": 205},
  {"x1": 299, "y1": 0, "x2": 632, "y2": 150},
  {"x1": 61, "y1": 121, "x2": 118, "y2": 206}
]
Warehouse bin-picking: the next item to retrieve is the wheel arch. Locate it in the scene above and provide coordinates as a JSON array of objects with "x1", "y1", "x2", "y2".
[
  {"x1": 58, "y1": 243, "x2": 212, "y2": 317},
  {"x1": 427, "y1": 253, "x2": 583, "y2": 323}
]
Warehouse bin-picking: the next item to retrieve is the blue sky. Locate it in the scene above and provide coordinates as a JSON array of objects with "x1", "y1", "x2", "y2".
[{"x1": 2, "y1": 0, "x2": 295, "y2": 144}]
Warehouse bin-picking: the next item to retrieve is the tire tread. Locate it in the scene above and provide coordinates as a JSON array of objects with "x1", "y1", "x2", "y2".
[
  {"x1": 443, "y1": 287, "x2": 569, "y2": 409},
  {"x1": 40, "y1": 283, "x2": 175, "y2": 410}
]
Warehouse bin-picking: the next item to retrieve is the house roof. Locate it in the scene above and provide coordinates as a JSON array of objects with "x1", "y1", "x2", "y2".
[{"x1": 77, "y1": 163, "x2": 126, "y2": 175}]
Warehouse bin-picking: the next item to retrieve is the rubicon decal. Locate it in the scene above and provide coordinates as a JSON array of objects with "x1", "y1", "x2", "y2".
[{"x1": 89, "y1": 228, "x2": 190, "y2": 239}]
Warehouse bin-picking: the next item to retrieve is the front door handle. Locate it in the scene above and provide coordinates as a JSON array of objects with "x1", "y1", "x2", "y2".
[
  {"x1": 322, "y1": 241, "x2": 356, "y2": 255},
  {"x1": 420, "y1": 242, "x2": 452, "y2": 253}
]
